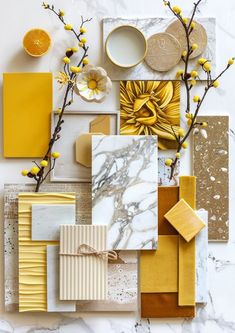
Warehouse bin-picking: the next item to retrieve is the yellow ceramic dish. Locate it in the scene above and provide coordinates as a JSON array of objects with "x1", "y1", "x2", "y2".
[{"x1": 105, "y1": 25, "x2": 147, "y2": 68}]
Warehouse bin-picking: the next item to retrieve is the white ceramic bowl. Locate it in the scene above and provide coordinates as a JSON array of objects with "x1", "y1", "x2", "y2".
[{"x1": 105, "y1": 25, "x2": 147, "y2": 68}]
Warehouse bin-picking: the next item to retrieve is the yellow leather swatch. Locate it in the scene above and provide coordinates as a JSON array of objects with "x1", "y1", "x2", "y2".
[
  {"x1": 89, "y1": 115, "x2": 111, "y2": 134},
  {"x1": 3, "y1": 73, "x2": 52, "y2": 158},
  {"x1": 164, "y1": 199, "x2": 205, "y2": 242},
  {"x1": 18, "y1": 192, "x2": 75, "y2": 312},
  {"x1": 178, "y1": 176, "x2": 196, "y2": 306},
  {"x1": 140, "y1": 235, "x2": 178, "y2": 293},
  {"x1": 179, "y1": 176, "x2": 196, "y2": 209}
]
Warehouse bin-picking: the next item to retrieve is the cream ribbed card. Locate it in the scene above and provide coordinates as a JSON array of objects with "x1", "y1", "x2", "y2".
[{"x1": 60, "y1": 225, "x2": 107, "y2": 300}]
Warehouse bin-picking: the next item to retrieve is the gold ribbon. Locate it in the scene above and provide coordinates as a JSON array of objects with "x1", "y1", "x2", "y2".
[{"x1": 60, "y1": 243, "x2": 118, "y2": 261}]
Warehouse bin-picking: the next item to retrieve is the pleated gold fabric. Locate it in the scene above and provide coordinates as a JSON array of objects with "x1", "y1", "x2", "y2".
[{"x1": 18, "y1": 192, "x2": 75, "y2": 312}]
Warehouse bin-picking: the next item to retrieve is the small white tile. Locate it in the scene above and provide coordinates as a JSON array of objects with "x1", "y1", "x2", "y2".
[
  {"x1": 47, "y1": 245, "x2": 76, "y2": 312},
  {"x1": 32, "y1": 204, "x2": 75, "y2": 241}
]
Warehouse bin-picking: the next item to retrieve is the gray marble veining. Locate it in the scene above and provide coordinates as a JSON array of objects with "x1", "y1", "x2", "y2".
[
  {"x1": 103, "y1": 17, "x2": 216, "y2": 81},
  {"x1": 92, "y1": 135, "x2": 158, "y2": 250}
]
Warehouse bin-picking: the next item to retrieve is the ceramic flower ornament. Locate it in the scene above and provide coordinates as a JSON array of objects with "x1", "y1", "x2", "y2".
[{"x1": 75, "y1": 65, "x2": 112, "y2": 103}]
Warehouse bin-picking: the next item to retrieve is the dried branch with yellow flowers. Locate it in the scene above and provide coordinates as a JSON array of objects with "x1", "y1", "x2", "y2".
[
  {"x1": 163, "y1": 0, "x2": 234, "y2": 179},
  {"x1": 21, "y1": 3, "x2": 92, "y2": 192}
]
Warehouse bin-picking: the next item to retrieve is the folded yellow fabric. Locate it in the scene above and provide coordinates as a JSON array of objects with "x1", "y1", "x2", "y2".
[
  {"x1": 140, "y1": 235, "x2": 178, "y2": 293},
  {"x1": 178, "y1": 176, "x2": 196, "y2": 306}
]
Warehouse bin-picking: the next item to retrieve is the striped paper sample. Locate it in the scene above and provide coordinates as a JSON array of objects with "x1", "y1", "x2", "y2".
[
  {"x1": 18, "y1": 192, "x2": 76, "y2": 312},
  {"x1": 60, "y1": 225, "x2": 107, "y2": 300}
]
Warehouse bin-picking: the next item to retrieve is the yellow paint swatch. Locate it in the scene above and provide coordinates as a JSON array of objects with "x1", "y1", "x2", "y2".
[
  {"x1": 18, "y1": 192, "x2": 75, "y2": 312},
  {"x1": 178, "y1": 176, "x2": 196, "y2": 306},
  {"x1": 164, "y1": 199, "x2": 205, "y2": 242},
  {"x1": 3, "y1": 73, "x2": 52, "y2": 158},
  {"x1": 140, "y1": 235, "x2": 179, "y2": 293}
]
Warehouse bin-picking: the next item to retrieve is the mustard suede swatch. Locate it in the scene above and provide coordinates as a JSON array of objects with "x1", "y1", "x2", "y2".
[{"x1": 140, "y1": 235, "x2": 179, "y2": 293}]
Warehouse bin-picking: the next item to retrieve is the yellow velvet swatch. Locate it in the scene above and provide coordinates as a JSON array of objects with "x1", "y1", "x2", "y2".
[
  {"x1": 140, "y1": 235, "x2": 179, "y2": 293},
  {"x1": 178, "y1": 176, "x2": 196, "y2": 306},
  {"x1": 179, "y1": 176, "x2": 196, "y2": 209},
  {"x1": 18, "y1": 192, "x2": 75, "y2": 312},
  {"x1": 3, "y1": 73, "x2": 52, "y2": 158}
]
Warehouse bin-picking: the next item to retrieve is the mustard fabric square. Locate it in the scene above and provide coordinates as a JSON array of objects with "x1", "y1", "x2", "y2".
[
  {"x1": 140, "y1": 235, "x2": 179, "y2": 293},
  {"x1": 164, "y1": 199, "x2": 205, "y2": 242}
]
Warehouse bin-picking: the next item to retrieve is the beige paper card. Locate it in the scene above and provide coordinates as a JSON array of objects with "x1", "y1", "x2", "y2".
[
  {"x1": 60, "y1": 225, "x2": 107, "y2": 300},
  {"x1": 193, "y1": 116, "x2": 229, "y2": 241}
]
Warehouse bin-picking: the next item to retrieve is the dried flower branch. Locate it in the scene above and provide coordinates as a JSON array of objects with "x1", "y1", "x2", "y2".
[
  {"x1": 21, "y1": 3, "x2": 92, "y2": 192},
  {"x1": 163, "y1": 0, "x2": 234, "y2": 179}
]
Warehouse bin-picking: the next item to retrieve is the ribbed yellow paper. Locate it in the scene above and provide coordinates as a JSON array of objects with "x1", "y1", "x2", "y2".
[{"x1": 18, "y1": 192, "x2": 75, "y2": 312}]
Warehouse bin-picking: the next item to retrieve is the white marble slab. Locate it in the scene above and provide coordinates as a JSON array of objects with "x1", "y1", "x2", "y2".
[
  {"x1": 92, "y1": 135, "x2": 158, "y2": 250},
  {"x1": 32, "y1": 204, "x2": 75, "y2": 241},
  {"x1": 103, "y1": 17, "x2": 216, "y2": 80},
  {"x1": 47, "y1": 245, "x2": 76, "y2": 312},
  {"x1": 196, "y1": 210, "x2": 208, "y2": 304}
]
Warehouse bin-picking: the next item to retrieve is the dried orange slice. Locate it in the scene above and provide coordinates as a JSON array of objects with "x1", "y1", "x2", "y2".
[{"x1": 23, "y1": 28, "x2": 51, "y2": 57}]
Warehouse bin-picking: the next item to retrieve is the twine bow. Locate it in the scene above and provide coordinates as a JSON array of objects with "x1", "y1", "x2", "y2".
[{"x1": 60, "y1": 243, "x2": 118, "y2": 261}]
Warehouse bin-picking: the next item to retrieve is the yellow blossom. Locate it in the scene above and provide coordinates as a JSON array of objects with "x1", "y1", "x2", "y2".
[
  {"x1": 172, "y1": 5, "x2": 182, "y2": 14},
  {"x1": 40, "y1": 160, "x2": 48, "y2": 167},
  {"x1": 190, "y1": 79, "x2": 197, "y2": 86},
  {"x1": 203, "y1": 62, "x2": 211, "y2": 72},
  {"x1": 182, "y1": 141, "x2": 188, "y2": 149},
  {"x1": 59, "y1": 10, "x2": 65, "y2": 17},
  {"x1": 64, "y1": 24, "x2": 73, "y2": 31},
  {"x1": 182, "y1": 50, "x2": 187, "y2": 57},
  {"x1": 187, "y1": 119, "x2": 192, "y2": 126},
  {"x1": 83, "y1": 58, "x2": 89, "y2": 65},
  {"x1": 193, "y1": 95, "x2": 200, "y2": 103},
  {"x1": 56, "y1": 108, "x2": 62, "y2": 114},
  {"x1": 182, "y1": 17, "x2": 188, "y2": 24},
  {"x1": 191, "y1": 70, "x2": 198, "y2": 78},
  {"x1": 165, "y1": 159, "x2": 173, "y2": 166},
  {"x1": 21, "y1": 169, "x2": 29, "y2": 176},
  {"x1": 176, "y1": 69, "x2": 184, "y2": 77},
  {"x1": 191, "y1": 43, "x2": 198, "y2": 51},
  {"x1": 70, "y1": 66, "x2": 82, "y2": 74},
  {"x1": 202, "y1": 122, "x2": 208, "y2": 127},
  {"x1": 51, "y1": 152, "x2": 61, "y2": 159},
  {"x1": 31, "y1": 166, "x2": 40, "y2": 175},
  {"x1": 186, "y1": 113, "x2": 193, "y2": 119},
  {"x1": 80, "y1": 37, "x2": 87, "y2": 44},
  {"x1": 71, "y1": 47, "x2": 78, "y2": 52},
  {"x1": 190, "y1": 21, "x2": 196, "y2": 29},
  {"x1": 198, "y1": 58, "x2": 207, "y2": 65},
  {"x1": 80, "y1": 27, "x2": 87, "y2": 33},
  {"x1": 63, "y1": 57, "x2": 70, "y2": 64},
  {"x1": 228, "y1": 58, "x2": 234, "y2": 65},
  {"x1": 213, "y1": 80, "x2": 219, "y2": 88},
  {"x1": 175, "y1": 152, "x2": 181, "y2": 159},
  {"x1": 79, "y1": 42, "x2": 84, "y2": 47},
  {"x1": 178, "y1": 128, "x2": 185, "y2": 137}
]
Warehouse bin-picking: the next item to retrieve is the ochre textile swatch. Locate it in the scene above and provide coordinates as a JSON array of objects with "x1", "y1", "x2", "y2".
[
  {"x1": 141, "y1": 293, "x2": 195, "y2": 318},
  {"x1": 140, "y1": 235, "x2": 178, "y2": 293},
  {"x1": 158, "y1": 186, "x2": 179, "y2": 235},
  {"x1": 179, "y1": 176, "x2": 196, "y2": 209},
  {"x1": 3, "y1": 73, "x2": 52, "y2": 158},
  {"x1": 18, "y1": 192, "x2": 75, "y2": 312},
  {"x1": 164, "y1": 199, "x2": 205, "y2": 242}
]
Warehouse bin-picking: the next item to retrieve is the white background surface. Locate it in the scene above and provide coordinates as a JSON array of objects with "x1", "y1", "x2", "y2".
[{"x1": 0, "y1": 0, "x2": 235, "y2": 332}]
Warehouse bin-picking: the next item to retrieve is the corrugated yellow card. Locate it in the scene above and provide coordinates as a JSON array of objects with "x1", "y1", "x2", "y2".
[{"x1": 3, "y1": 73, "x2": 52, "y2": 157}]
